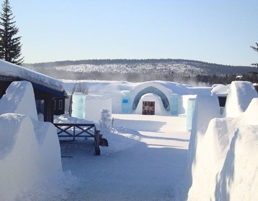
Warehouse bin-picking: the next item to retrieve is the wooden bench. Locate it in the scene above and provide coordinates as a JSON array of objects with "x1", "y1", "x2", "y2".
[{"x1": 53, "y1": 123, "x2": 105, "y2": 155}]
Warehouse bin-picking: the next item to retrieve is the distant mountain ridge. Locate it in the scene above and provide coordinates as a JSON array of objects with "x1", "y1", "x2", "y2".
[
  {"x1": 25, "y1": 58, "x2": 249, "y2": 68},
  {"x1": 23, "y1": 59, "x2": 257, "y2": 81}
]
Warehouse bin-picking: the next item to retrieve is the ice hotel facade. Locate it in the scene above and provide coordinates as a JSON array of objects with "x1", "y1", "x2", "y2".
[{"x1": 71, "y1": 81, "x2": 216, "y2": 124}]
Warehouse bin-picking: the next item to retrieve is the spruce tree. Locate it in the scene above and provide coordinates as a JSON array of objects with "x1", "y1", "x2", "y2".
[
  {"x1": 251, "y1": 42, "x2": 258, "y2": 67},
  {"x1": 0, "y1": 0, "x2": 23, "y2": 65}
]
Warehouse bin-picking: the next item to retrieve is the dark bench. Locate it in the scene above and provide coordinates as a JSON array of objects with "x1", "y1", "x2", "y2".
[{"x1": 53, "y1": 123, "x2": 108, "y2": 155}]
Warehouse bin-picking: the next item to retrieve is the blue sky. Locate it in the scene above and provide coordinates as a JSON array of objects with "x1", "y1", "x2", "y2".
[{"x1": 9, "y1": 0, "x2": 258, "y2": 66}]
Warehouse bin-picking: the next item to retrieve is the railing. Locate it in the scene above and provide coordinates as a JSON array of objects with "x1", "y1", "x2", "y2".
[{"x1": 53, "y1": 123, "x2": 101, "y2": 155}]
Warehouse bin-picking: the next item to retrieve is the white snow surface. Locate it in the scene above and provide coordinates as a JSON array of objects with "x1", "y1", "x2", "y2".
[
  {"x1": 0, "y1": 63, "x2": 258, "y2": 201},
  {"x1": 0, "y1": 60, "x2": 64, "y2": 92},
  {"x1": 211, "y1": 84, "x2": 230, "y2": 97},
  {"x1": 0, "y1": 81, "x2": 38, "y2": 120},
  {"x1": 188, "y1": 81, "x2": 258, "y2": 201},
  {"x1": 0, "y1": 81, "x2": 78, "y2": 201}
]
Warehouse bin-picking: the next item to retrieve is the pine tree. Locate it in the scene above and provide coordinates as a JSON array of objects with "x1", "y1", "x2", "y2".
[
  {"x1": 251, "y1": 42, "x2": 258, "y2": 67},
  {"x1": 0, "y1": 0, "x2": 23, "y2": 65}
]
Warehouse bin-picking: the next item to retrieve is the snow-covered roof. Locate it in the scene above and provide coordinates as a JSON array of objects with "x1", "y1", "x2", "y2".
[{"x1": 0, "y1": 60, "x2": 64, "y2": 92}]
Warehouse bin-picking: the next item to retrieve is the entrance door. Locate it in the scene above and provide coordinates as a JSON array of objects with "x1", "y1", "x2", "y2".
[{"x1": 142, "y1": 101, "x2": 155, "y2": 115}]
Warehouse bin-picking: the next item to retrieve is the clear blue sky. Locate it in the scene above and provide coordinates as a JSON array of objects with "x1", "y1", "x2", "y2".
[{"x1": 8, "y1": 0, "x2": 258, "y2": 66}]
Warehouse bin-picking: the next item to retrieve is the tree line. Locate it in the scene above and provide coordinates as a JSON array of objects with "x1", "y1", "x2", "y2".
[{"x1": 196, "y1": 73, "x2": 258, "y2": 85}]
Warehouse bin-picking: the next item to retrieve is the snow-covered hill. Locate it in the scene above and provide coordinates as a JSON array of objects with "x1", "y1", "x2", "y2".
[{"x1": 24, "y1": 59, "x2": 255, "y2": 81}]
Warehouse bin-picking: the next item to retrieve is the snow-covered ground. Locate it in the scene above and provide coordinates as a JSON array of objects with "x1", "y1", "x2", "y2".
[
  {"x1": 60, "y1": 114, "x2": 189, "y2": 201},
  {"x1": 187, "y1": 81, "x2": 258, "y2": 201},
  {"x1": 0, "y1": 79, "x2": 190, "y2": 201}
]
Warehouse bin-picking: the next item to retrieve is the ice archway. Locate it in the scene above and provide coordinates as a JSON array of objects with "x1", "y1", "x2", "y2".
[
  {"x1": 132, "y1": 86, "x2": 170, "y2": 111},
  {"x1": 130, "y1": 82, "x2": 174, "y2": 113}
]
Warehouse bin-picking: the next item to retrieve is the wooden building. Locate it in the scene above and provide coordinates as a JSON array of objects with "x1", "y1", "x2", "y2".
[{"x1": 0, "y1": 75, "x2": 67, "y2": 123}]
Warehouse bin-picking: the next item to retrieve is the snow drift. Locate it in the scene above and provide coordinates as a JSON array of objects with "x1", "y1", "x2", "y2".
[
  {"x1": 0, "y1": 81, "x2": 76, "y2": 201},
  {"x1": 188, "y1": 81, "x2": 258, "y2": 201},
  {"x1": 0, "y1": 81, "x2": 38, "y2": 120}
]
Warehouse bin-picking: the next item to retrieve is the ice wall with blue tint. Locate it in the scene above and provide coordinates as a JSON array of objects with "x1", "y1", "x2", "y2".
[
  {"x1": 171, "y1": 94, "x2": 179, "y2": 116},
  {"x1": 71, "y1": 93, "x2": 86, "y2": 119},
  {"x1": 186, "y1": 98, "x2": 196, "y2": 131},
  {"x1": 121, "y1": 91, "x2": 130, "y2": 114}
]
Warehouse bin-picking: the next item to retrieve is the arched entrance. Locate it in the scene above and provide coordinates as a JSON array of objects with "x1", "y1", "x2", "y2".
[{"x1": 132, "y1": 86, "x2": 170, "y2": 111}]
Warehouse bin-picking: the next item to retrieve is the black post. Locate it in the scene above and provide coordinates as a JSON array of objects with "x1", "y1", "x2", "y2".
[{"x1": 94, "y1": 129, "x2": 101, "y2": 155}]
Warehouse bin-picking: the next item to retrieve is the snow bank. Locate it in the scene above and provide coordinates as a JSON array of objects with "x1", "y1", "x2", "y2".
[
  {"x1": 187, "y1": 81, "x2": 258, "y2": 201},
  {"x1": 0, "y1": 113, "x2": 63, "y2": 200},
  {"x1": 0, "y1": 81, "x2": 77, "y2": 201},
  {"x1": 223, "y1": 81, "x2": 258, "y2": 117},
  {"x1": 211, "y1": 84, "x2": 229, "y2": 97},
  {"x1": 187, "y1": 95, "x2": 221, "y2": 187},
  {"x1": 0, "y1": 81, "x2": 38, "y2": 120}
]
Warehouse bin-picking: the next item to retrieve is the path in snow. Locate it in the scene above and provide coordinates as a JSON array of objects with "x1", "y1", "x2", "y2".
[{"x1": 61, "y1": 115, "x2": 190, "y2": 201}]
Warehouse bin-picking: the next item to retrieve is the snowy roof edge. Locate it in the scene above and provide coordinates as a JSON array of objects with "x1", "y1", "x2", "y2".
[{"x1": 0, "y1": 59, "x2": 64, "y2": 92}]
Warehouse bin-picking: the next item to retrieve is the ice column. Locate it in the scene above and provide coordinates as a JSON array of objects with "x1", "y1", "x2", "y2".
[
  {"x1": 121, "y1": 90, "x2": 130, "y2": 114},
  {"x1": 186, "y1": 98, "x2": 196, "y2": 131},
  {"x1": 71, "y1": 93, "x2": 86, "y2": 119}
]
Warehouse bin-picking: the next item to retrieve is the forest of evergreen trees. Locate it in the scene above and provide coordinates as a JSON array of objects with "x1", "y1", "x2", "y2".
[{"x1": 195, "y1": 73, "x2": 258, "y2": 85}]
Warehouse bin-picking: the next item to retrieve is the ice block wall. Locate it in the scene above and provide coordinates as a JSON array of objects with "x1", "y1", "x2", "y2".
[
  {"x1": 121, "y1": 90, "x2": 130, "y2": 114},
  {"x1": 186, "y1": 98, "x2": 196, "y2": 131},
  {"x1": 71, "y1": 93, "x2": 86, "y2": 119}
]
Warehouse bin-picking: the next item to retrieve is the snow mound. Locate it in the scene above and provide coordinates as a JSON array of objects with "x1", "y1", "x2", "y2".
[
  {"x1": 0, "y1": 81, "x2": 77, "y2": 200},
  {"x1": 0, "y1": 81, "x2": 38, "y2": 120},
  {"x1": 223, "y1": 81, "x2": 258, "y2": 117},
  {"x1": 188, "y1": 81, "x2": 258, "y2": 201},
  {"x1": 243, "y1": 98, "x2": 258, "y2": 125},
  {"x1": 187, "y1": 95, "x2": 221, "y2": 188},
  {"x1": 100, "y1": 127, "x2": 141, "y2": 155},
  {"x1": 211, "y1": 84, "x2": 229, "y2": 97},
  {"x1": 0, "y1": 113, "x2": 59, "y2": 201},
  {"x1": 0, "y1": 114, "x2": 38, "y2": 200}
]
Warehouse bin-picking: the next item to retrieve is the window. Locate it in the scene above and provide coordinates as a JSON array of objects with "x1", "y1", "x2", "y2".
[
  {"x1": 58, "y1": 100, "x2": 63, "y2": 110},
  {"x1": 53, "y1": 100, "x2": 56, "y2": 110}
]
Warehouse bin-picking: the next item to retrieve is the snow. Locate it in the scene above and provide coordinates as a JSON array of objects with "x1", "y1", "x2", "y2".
[
  {"x1": 0, "y1": 81, "x2": 38, "y2": 120},
  {"x1": 223, "y1": 81, "x2": 258, "y2": 117},
  {"x1": 188, "y1": 81, "x2": 258, "y2": 201},
  {"x1": 0, "y1": 81, "x2": 77, "y2": 201},
  {"x1": 0, "y1": 60, "x2": 258, "y2": 201},
  {"x1": 0, "y1": 59, "x2": 64, "y2": 92},
  {"x1": 60, "y1": 114, "x2": 189, "y2": 201},
  {"x1": 211, "y1": 84, "x2": 230, "y2": 97}
]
